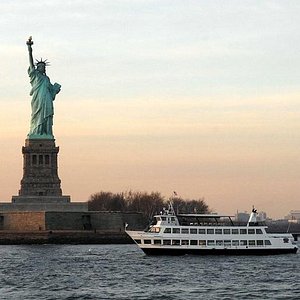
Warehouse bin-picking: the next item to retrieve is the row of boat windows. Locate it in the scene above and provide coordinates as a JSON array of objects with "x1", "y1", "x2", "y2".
[
  {"x1": 135, "y1": 239, "x2": 272, "y2": 247},
  {"x1": 159, "y1": 217, "x2": 176, "y2": 222},
  {"x1": 149, "y1": 227, "x2": 264, "y2": 235}
]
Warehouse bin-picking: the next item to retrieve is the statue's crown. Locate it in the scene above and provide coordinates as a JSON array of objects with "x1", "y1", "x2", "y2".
[{"x1": 35, "y1": 58, "x2": 50, "y2": 66}]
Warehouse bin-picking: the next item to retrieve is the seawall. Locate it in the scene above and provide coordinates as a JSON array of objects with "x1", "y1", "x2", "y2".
[
  {"x1": 0, "y1": 211, "x2": 147, "y2": 244},
  {"x1": 0, "y1": 230, "x2": 134, "y2": 245}
]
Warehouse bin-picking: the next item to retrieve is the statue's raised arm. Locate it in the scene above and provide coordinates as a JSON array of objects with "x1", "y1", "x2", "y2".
[{"x1": 26, "y1": 36, "x2": 34, "y2": 69}]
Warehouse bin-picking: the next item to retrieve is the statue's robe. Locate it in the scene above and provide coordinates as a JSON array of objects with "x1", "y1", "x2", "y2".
[{"x1": 28, "y1": 66, "x2": 59, "y2": 138}]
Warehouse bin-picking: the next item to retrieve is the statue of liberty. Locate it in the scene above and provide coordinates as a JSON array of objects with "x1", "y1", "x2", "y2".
[{"x1": 26, "y1": 36, "x2": 61, "y2": 139}]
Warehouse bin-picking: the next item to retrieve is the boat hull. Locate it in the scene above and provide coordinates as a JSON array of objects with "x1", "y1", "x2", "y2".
[{"x1": 141, "y1": 247, "x2": 298, "y2": 256}]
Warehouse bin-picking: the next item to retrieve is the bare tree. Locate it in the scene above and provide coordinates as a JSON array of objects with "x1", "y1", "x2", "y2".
[
  {"x1": 88, "y1": 190, "x2": 209, "y2": 217},
  {"x1": 88, "y1": 191, "x2": 126, "y2": 211},
  {"x1": 172, "y1": 197, "x2": 209, "y2": 214},
  {"x1": 125, "y1": 191, "x2": 165, "y2": 220}
]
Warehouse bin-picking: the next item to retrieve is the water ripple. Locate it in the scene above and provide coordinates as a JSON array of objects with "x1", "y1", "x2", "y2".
[{"x1": 0, "y1": 244, "x2": 299, "y2": 299}]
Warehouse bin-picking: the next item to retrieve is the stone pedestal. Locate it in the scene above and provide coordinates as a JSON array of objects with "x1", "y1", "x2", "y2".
[
  {"x1": 8, "y1": 139, "x2": 87, "y2": 212},
  {"x1": 17, "y1": 139, "x2": 64, "y2": 197}
]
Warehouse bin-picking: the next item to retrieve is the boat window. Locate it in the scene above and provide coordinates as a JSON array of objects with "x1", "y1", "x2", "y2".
[
  {"x1": 256, "y1": 229, "x2": 263, "y2": 234},
  {"x1": 198, "y1": 229, "x2": 206, "y2": 234},
  {"x1": 161, "y1": 217, "x2": 166, "y2": 221},
  {"x1": 190, "y1": 240, "x2": 198, "y2": 245},
  {"x1": 240, "y1": 240, "x2": 248, "y2": 246},
  {"x1": 249, "y1": 240, "x2": 255, "y2": 246},
  {"x1": 224, "y1": 240, "x2": 231, "y2": 247},
  {"x1": 134, "y1": 239, "x2": 141, "y2": 244},
  {"x1": 257, "y1": 240, "x2": 263, "y2": 246},
  {"x1": 264, "y1": 240, "x2": 271, "y2": 245},
  {"x1": 216, "y1": 240, "x2": 223, "y2": 246},
  {"x1": 163, "y1": 239, "x2": 171, "y2": 245},
  {"x1": 153, "y1": 239, "x2": 161, "y2": 245},
  {"x1": 232, "y1": 240, "x2": 239, "y2": 246},
  {"x1": 248, "y1": 229, "x2": 255, "y2": 234},
  {"x1": 181, "y1": 240, "x2": 189, "y2": 245},
  {"x1": 171, "y1": 217, "x2": 176, "y2": 222},
  {"x1": 190, "y1": 228, "x2": 197, "y2": 234},
  {"x1": 232, "y1": 229, "x2": 239, "y2": 234},
  {"x1": 215, "y1": 229, "x2": 222, "y2": 235},
  {"x1": 164, "y1": 228, "x2": 171, "y2": 233},
  {"x1": 283, "y1": 238, "x2": 289, "y2": 243},
  {"x1": 172, "y1": 240, "x2": 180, "y2": 246},
  {"x1": 207, "y1": 229, "x2": 214, "y2": 234},
  {"x1": 199, "y1": 240, "x2": 206, "y2": 246},
  {"x1": 240, "y1": 229, "x2": 247, "y2": 235},
  {"x1": 223, "y1": 229, "x2": 230, "y2": 235},
  {"x1": 181, "y1": 228, "x2": 189, "y2": 234},
  {"x1": 207, "y1": 240, "x2": 215, "y2": 246},
  {"x1": 172, "y1": 228, "x2": 180, "y2": 234},
  {"x1": 149, "y1": 227, "x2": 160, "y2": 233},
  {"x1": 144, "y1": 239, "x2": 151, "y2": 244}
]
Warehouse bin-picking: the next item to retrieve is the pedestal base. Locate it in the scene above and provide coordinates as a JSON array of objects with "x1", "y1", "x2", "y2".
[
  {"x1": 0, "y1": 202, "x2": 88, "y2": 212},
  {"x1": 12, "y1": 195, "x2": 71, "y2": 204},
  {"x1": 7, "y1": 195, "x2": 87, "y2": 211}
]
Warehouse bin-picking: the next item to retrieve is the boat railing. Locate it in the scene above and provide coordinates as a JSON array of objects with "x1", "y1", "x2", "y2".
[{"x1": 178, "y1": 221, "x2": 251, "y2": 227}]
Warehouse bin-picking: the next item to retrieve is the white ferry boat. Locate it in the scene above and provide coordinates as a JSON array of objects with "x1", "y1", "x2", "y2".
[{"x1": 126, "y1": 203, "x2": 298, "y2": 255}]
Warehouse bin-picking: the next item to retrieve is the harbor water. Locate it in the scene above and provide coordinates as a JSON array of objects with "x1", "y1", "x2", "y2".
[{"x1": 0, "y1": 244, "x2": 299, "y2": 299}]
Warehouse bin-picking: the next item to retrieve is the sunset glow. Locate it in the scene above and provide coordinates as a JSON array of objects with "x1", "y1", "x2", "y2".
[{"x1": 1, "y1": 1, "x2": 300, "y2": 218}]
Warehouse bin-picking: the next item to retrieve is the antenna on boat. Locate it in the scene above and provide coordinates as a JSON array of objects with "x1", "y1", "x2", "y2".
[
  {"x1": 286, "y1": 221, "x2": 291, "y2": 233},
  {"x1": 252, "y1": 205, "x2": 257, "y2": 213},
  {"x1": 170, "y1": 191, "x2": 178, "y2": 215},
  {"x1": 168, "y1": 201, "x2": 176, "y2": 216},
  {"x1": 248, "y1": 206, "x2": 258, "y2": 226}
]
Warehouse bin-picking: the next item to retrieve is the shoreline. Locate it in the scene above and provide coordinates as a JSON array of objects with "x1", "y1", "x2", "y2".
[{"x1": 0, "y1": 230, "x2": 134, "y2": 245}]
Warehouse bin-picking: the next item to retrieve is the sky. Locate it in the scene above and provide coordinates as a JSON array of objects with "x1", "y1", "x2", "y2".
[{"x1": 1, "y1": 0, "x2": 300, "y2": 219}]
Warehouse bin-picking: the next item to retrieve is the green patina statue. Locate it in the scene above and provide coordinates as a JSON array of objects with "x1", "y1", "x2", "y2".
[{"x1": 26, "y1": 36, "x2": 61, "y2": 139}]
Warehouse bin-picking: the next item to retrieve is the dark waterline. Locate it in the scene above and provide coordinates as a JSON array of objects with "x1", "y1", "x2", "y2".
[{"x1": 0, "y1": 244, "x2": 299, "y2": 299}]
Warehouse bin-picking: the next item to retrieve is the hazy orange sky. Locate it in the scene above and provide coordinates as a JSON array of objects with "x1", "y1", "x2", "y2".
[{"x1": 1, "y1": 1, "x2": 300, "y2": 219}]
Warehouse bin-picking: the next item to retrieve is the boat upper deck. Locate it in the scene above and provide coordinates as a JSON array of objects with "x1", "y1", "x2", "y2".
[
  {"x1": 152, "y1": 214, "x2": 266, "y2": 227},
  {"x1": 151, "y1": 203, "x2": 266, "y2": 228}
]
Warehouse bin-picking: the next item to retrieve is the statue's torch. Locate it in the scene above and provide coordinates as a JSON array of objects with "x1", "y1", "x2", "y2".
[{"x1": 26, "y1": 36, "x2": 33, "y2": 46}]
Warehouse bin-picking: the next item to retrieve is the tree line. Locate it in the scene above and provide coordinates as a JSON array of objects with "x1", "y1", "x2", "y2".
[{"x1": 88, "y1": 191, "x2": 209, "y2": 219}]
